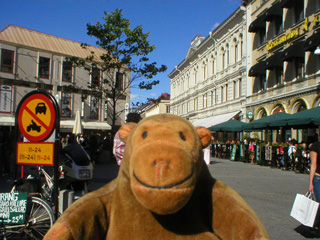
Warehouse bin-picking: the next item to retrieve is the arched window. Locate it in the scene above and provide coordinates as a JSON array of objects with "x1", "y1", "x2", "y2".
[
  {"x1": 221, "y1": 47, "x2": 225, "y2": 70},
  {"x1": 234, "y1": 39, "x2": 238, "y2": 63},
  {"x1": 257, "y1": 108, "x2": 267, "y2": 119},
  {"x1": 226, "y1": 44, "x2": 230, "y2": 66},
  {"x1": 240, "y1": 34, "x2": 243, "y2": 59},
  {"x1": 291, "y1": 99, "x2": 307, "y2": 113},
  {"x1": 203, "y1": 61, "x2": 207, "y2": 80},
  {"x1": 211, "y1": 57, "x2": 215, "y2": 74},
  {"x1": 272, "y1": 104, "x2": 285, "y2": 114}
]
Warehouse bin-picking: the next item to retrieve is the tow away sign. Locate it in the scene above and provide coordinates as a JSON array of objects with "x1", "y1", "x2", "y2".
[{"x1": 18, "y1": 93, "x2": 56, "y2": 142}]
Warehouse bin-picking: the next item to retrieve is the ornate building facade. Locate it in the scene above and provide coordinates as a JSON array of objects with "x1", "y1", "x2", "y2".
[
  {"x1": 169, "y1": 7, "x2": 247, "y2": 128},
  {"x1": 247, "y1": 0, "x2": 320, "y2": 140}
]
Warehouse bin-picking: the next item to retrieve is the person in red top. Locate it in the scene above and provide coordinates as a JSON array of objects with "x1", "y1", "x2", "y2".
[{"x1": 113, "y1": 113, "x2": 141, "y2": 165}]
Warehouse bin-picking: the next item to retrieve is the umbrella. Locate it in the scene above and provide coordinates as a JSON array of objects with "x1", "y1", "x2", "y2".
[
  {"x1": 270, "y1": 106, "x2": 320, "y2": 128},
  {"x1": 72, "y1": 109, "x2": 82, "y2": 136},
  {"x1": 209, "y1": 119, "x2": 249, "y2": 132},
  {"x1": 243, "y1": 112, "x2": 290, "y2": 130}
]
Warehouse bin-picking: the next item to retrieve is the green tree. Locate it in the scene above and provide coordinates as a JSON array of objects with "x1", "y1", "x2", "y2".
[{"x1": 68, "y1": 9, "x2": 167, "y2": 133}]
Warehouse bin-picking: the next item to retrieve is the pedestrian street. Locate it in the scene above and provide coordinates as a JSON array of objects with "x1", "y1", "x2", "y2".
[{"x1": 208, "y1": 158, "x2": 316, "y2": 240}]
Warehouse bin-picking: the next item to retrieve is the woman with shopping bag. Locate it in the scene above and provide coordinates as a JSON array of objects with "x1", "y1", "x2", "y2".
[
  {"x1": 309, "y1": 137, "x2": 320, "y2": 203},
  {"x1": 307, "y1": 137, "x2": 320, "y2": 229}
]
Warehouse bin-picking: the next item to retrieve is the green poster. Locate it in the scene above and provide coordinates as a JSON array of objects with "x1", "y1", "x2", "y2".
[{"x1": 0, "y1": 192, "x2": 27, "y2": 224}]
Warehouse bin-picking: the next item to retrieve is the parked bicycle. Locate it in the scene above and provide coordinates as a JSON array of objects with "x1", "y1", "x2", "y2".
[{"x1": 0, "y1": 191, "x2": 54, "y2": 239}]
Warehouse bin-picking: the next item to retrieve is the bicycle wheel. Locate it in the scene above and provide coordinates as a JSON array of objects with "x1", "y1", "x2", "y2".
[{"x1": 4, "y1": 196, "x2": 54, "y2": 240}]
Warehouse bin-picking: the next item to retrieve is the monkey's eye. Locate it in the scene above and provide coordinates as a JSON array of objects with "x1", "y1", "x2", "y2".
[
  {"x1": 142, "y1": 131, "x2": 148, "y2": 139},
  {"x1": 179, "y1": 132, "x2": 186, "y2": 141}
]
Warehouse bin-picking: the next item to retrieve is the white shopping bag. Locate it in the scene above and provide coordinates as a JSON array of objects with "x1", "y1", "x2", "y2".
[{"x1": 290, "y1": 192, "x2": 319, "y2": 227}]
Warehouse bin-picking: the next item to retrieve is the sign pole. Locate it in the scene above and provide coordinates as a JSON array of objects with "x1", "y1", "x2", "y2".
[
  {"x1": 51, "y1": 92, "x2": 60, "y2": 220},
  {"x1": 15, "y1": 89, "x2": 60, "y2": 219}
]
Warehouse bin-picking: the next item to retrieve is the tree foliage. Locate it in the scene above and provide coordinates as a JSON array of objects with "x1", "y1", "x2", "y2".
[{"x1": 67, "y1": 9, "x2": 167, "y2": 131}]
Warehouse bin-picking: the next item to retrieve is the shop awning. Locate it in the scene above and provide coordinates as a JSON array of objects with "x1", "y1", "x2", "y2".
[
  {"x1": 278, "y1": 0, "x2": 295, "y2": 9},
  {"x1": 60, "y1": 120, "x2": 75, "y2": 129},
  {"x1": 60, "y1": 120, "x2": 111, "y2": 130},
  {"x1": 0, "y1": 116, "x2": 15, "y2": 126},
  {"x1": 304, "y1": 31, "x2": 320, "y2": 52},
  {"x1": 263, "y1": 1, "x2": 283, "y2": 21},
  {"x1": 249, "y1": 17, "x2": 266, "y2": 33},
  {"x1": 248, "y1": 61, "x2": 266, "y2": 77},
  {"x1": 82, "y1": 121, "x2": 111, "y2": 130},
  {"x1": 265, "y1": 52, "x2": 284, "y2": 70},
  {"x1": 209, "y1": 119, "x2": 248, "y2": 132},
  {"x1": 192, "y1": 111, "x2": 240, "y2": 129},
  {"x1": 282, "y1": 41, "x2": 305, "y2": 61},
  {"x1": 243, "y1": 112, "x2": 291, "y2": 130},
  {"x1": 269, "y1": 107, "x2": 320, "y2": 128}
]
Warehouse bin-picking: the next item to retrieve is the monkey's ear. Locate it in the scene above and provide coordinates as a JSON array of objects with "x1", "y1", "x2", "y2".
[
  {"x1": 196, "y1": 126, "x2": 211, "y2": 148},
  {"x1": 118, "y1": 122, "x2": 137, "y2": 143}
]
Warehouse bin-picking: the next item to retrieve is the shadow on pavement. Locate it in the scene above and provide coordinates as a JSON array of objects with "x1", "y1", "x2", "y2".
[{"x1": 294, "y1": 225, "x2": 320, "y2": 238}]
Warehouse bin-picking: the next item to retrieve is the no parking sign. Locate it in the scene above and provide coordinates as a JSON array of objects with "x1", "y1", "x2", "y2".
[{"x1": 15, "y1": 90, "x2": 59, "y2": 166}]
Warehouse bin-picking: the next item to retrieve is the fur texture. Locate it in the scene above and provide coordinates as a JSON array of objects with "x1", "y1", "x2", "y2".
[{"x1": 44, "y1": 114, "x2": 269, "y2": 240}]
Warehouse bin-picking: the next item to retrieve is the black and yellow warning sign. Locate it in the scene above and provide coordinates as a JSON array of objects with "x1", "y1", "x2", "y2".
[{"x1": 18, "y1": 93, "x2": 56, "y2": 142}]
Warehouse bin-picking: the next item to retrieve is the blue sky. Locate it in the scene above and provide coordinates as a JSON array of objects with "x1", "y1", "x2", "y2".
[{"x1": 1, "y1": 0, "x2": 241, "y2": 104}]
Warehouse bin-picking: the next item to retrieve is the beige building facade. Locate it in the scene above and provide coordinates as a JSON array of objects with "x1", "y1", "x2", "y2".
[
  {"x1": 169, "y1": 7, "x2": 248, "y2": 127},
  {"x1": 0, "y1": 25, "x2": 130, "y2": 133},
  {"x1": 247, "y1": 0, "x2": 320, "y2": 141}
]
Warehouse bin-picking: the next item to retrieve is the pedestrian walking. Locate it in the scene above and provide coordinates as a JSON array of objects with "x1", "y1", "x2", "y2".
[{"x1": 113, "y1": 113, "x2": 141, "y2": 165}]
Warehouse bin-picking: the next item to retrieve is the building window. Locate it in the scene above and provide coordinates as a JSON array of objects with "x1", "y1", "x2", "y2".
[
  {"x1": 116, "y1": 72, "x2": 124, "y2": 90},
  {"x1": 234, "y1": 41, "x2": 238, "y2": 63},
  {"x1": 222, "y1": 50, "x2": 225, "y2": 69},
  {"x1": 239, "y1": 78, "x2": 242, "y2": 97},
  {"x1": 90, "y1": 96, "x2": 99, "y2": 119},
  {"x1": 203, "y1": 64, "x2": 207, "y2": 80},
  {"x1": 211, "y1": 91, "x2": 214, "y2": 106},
  {"x1": 274, "y1": 17, "x2": 283, "y2": 36},
  {"x1": 166, "y1": 104, "x2": 170, "y2": 113},
  {"x1": 225, "y1": 84, "x2": 228, "y2": 102},
  {"x1": 259, "y1": 75, "x2": 266, "y2": 91},
  {"x1": 240, "y1": 35, "x2": 243, "y2": 59},
  {"x1": 294, "y1": 1, "x2": 304, "y2": 23},
  {"x1": 62, "y1": 61, "x2": 73, "y2": 82},
  {"x1": 1, "y1": 49, "x2": 14, "y2": 73},
  {"x1": 212, "y1": 59, "x2": 215, "y2": 74},
  {"x1": 61, "y1": 93, "x2": 71, "y2": 117},
  {"x1": 226, "y1": 44, "x2": 230, "y2": 66},
  {"x1": 295, "y1": 58, "x2": 305, "y2": 80},
  {"x1": 39, "y1": 57, "x2": 50, "y2": 79},
  {"x1": 221, "y1": 86, "x2": 224, "y2": 103},
  {"x1": 104, "y1": 101, "x2": 110, "y2": 120},
  {"x1": 275, "y1": 68, "x2": 283, "y2": 86},
  {"x1": 203, "y1": 93, "x2": 207, "y2": 108},
  {"x1": 92, "y1": 68, "x2": 100, "y2": 87},
  {"x1": 214, "y1": 89, "x2": 217, "y2": 104},
  {"x1": 0, "y1": 85, "x2": 12, "y2": 113},
  {"x1": 259, "y1": 29, "x2": 266, "y2": 45}
]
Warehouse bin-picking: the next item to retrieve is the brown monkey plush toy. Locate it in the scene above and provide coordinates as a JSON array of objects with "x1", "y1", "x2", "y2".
[{"x1": 44, "y1": 114, "x2": 269, "y2": 240}]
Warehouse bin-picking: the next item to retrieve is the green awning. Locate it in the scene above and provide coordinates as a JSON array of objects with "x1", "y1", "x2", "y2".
[
  {"x1": 270, "y1": 107, "x2": 320, "y2": 128},
  {"x1": 209, "y1": 119, "x2": 248, "y2": 132},
  {"x1": 243, "y1": 112, "x2": 290, "y2": 130}
]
